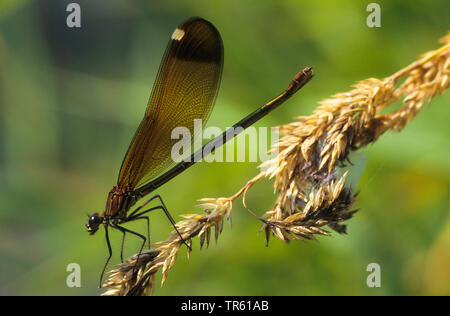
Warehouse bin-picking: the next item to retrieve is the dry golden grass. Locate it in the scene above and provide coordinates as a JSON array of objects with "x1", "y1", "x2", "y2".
[{"x1": 102, "y1": 33, "x2": 450, "y2": 296}]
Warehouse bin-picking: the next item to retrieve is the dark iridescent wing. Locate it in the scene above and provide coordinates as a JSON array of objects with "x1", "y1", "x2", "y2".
[{"x1": 118, "y1": 17, "x2": 223, "y2": 188}]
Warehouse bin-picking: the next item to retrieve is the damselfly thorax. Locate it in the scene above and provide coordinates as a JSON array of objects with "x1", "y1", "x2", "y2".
[{"x1": 103, "y1": 186, "x2": 138, "y2": 220}]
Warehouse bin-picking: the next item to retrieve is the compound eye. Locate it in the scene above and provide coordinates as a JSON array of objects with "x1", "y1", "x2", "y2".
[{"x1": 89, "y1": 214, "x2": 101, "y2": 226}]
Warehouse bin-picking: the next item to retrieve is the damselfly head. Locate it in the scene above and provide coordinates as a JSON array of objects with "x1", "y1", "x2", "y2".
[{"x1": 86, "y1": 213, "x2": 103, "y2": 235}]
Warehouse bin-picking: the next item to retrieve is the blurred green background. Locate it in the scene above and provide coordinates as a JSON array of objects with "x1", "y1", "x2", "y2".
[{"x1": 0, "y1": 0, "x2": 449, "y2": 296}]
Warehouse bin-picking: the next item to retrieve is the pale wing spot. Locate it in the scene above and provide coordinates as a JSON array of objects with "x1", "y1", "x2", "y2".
[{"x1": 171, "y1": 28, "x2": 185, "y2": 41}]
